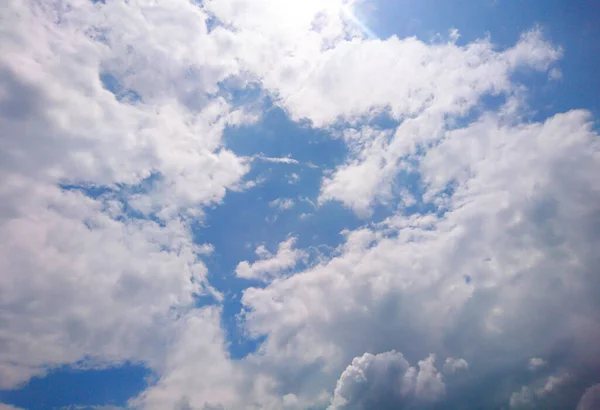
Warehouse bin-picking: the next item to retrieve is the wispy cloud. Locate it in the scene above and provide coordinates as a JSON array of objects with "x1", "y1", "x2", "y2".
[
  {"x1": 253, "y1": 154, "x2": 300, "y2": 164},
  {"x1": 269, "y1": 197, "x2": 295, "y2": 210}
]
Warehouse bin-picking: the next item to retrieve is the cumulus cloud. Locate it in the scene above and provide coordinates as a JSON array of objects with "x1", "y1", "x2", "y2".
[
  {"x1": 0, "y1": 0, "x2": 249, "y2": 392},
  {"x1": 315, "y1": 30, "x2": 562, "y2": 215},
  {"x1": 130, "y1": 308, "x2": 239, "y2": 410},
  {"x1": 0, "y1": 181, "x2": 210, "y2": 388},
  {"x1": 328, "y1": 351, "x2": 446, "y2": 410},
  {"x1": 2, "y1": 0, "x2": 600, "y2": 409},
  {"x1": 248, "y1": 24, "x2": 560, "y2": 129},
  {"x1": 236, "y1": 238, "x2": 305, "y2": 282},
  {"x1": 240, "y1": 108, "x2": 600, "y2": 408},
  {"x1": 529, "y1": 358, "x2": 547, "y2": 371},
  {"x1": 443, "y1": 357, "x2": 469, "y2": 374},
  {"x1": 510, "y1": 374, "x2": 570, "y2": 409}
]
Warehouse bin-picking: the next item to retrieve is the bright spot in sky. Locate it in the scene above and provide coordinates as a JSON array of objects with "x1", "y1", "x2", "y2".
[{"x1": 263, "y1": 0, "x2": 368, "y2": 36}]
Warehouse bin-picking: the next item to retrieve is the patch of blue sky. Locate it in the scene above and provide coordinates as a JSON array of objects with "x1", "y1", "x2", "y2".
[
  {"x1": 393, "y1": 169, "x2": 437, "y2": 215},
  {"x1": 196, "y1": 106, "x2": 359, "y2": 358},
  {"x1": 0, "y1": 363, "x2": 150, "y2": 410},
  {"x1": 59, "y1": 173, "x2": 165, "y2": 225},
  {"x1": 219, "y1": 102, "x2": 421, "y2": 259},
  {"x1": 217, "y1": 79, "x2": 265, "y2": 109},
  {"x1": 59, "y1": 182, "x2": 114, "y2": 200},
  {"x1": 440, "y1": 93, "x2": 508, "y2": 134},
  {"x1": 224, "y1": 103, "x2": 349, "y2": 167},
  {"x1": 208, "y1": 95, "x2": 463, "y2": 358},
  {"x1": 205, "y1": 67, "x2": 528, "y2": 359},
  {"x1": 191, "y1": 0, "x2": 228, "y2": 33},
  {"x1": 54, "y1": 99, "x2": 401, "y2": 361},
  {"x1": 99, "y1": 72, "x2": 142, "y2": 104}
]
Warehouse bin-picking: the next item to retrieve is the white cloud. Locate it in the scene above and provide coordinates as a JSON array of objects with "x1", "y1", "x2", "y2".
[
  {"x1": 269, "y1": 198, "x2": 295, "y2": 210},
  {"x1": 2, "y1": 0, "x2": 600, "y2": 408},
  {"x1": 254, "y1": 155, "x2": 300, "y2": 165},
  {"x1": 288, "y1": 173, "x2": 301, "y2": 184},
  {"x1": 510, "y1": 386, "x2": 537, "y2": 409},
  {"x1": 0, "y1": 180, "x2": 210, "y2": 388},
  {"x1": 1, "y1": 0, "x2": 252, "y2": 217},
  {"x1": 0, "y1": 404, "x2": 23, "y2": 410},
  {"x1": 328, "y1": 351, "x2": 446, "y2": 410},
  {"x1": 268, "y1": 28, "x2": 559, "y2": 127},
  {"x1": 443, "y1": 357, "x2": 469, "y2": 374},
  {"x1": 0, "y1": 0, "x2": 249, "y2": 392},
  {"x1": 240, "y1": 108, "x2": 600, "y2": 407},
  {"x1": 130, "y1": 308, "x2": 240, "y2": 410},
  {"x1": 510, "y1": 374, "x2": 569, "y2": 409},
  {"x1": 529, "y1": 358, "x2": 547, "y2": 371},
  {"x1": 315, "y1": 30, "x2": 561, "y2": 214},
  {"x1": 236, "y1": 238, "x2": 306, "y2": 282}
]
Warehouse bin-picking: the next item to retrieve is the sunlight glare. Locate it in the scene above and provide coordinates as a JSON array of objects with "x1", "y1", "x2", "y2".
[{"x1": 275, "y1": 0, "x2": 374, "y2": 39}]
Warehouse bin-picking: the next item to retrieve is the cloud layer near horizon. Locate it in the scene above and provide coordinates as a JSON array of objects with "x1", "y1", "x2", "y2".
[{"x1": 1, "y1": 0, "x2": 599, "y2": 409}]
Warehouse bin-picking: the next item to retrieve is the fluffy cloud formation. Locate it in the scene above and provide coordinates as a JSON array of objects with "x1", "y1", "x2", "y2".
[
  {"x1": 443, "y1": 357, "x2": 469, "y2": 374},
  {"x1": 316, "y1": 31, "x2": 562, "y2": 215},
  {"x1": 329, "y1": 351, "x2": 447, "y2": 410},
  {"x1": 510, "y1": 373, "x2": 570, "y2": 409},
  {"x1": 236, "y1": 238, "x2": 305, "y2": 282},
  {"x1": 1, "y1": 0, "x2": 599, "y2": 409},
  {"x1": 2, "y1": 0, "x2": 254, "y2": 218},
  {"x1": 528, "y1": 358, "x2": 547, "y2": 371},
  {"x1": 240, "y1": 110, "x2": 600, "y2": 408},
  {"x1": 0, "y1": 180, "x2": 209, "y2": 388},
  {"x1": 130, "y1": 307, "x2": 239, "y2": 410},
  {"x1": 1, "y1": 0, "x2": 248, "y2": 391}
]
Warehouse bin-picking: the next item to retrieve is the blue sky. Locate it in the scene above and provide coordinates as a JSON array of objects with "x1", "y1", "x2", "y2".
[{"x1": 1, "y1": 0, "x2": 600, "y2": 409}]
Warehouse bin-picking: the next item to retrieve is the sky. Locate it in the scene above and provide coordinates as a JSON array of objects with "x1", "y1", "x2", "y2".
[{"x1": 0, "y1": 0, "x2": 599, "y2": 409}]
